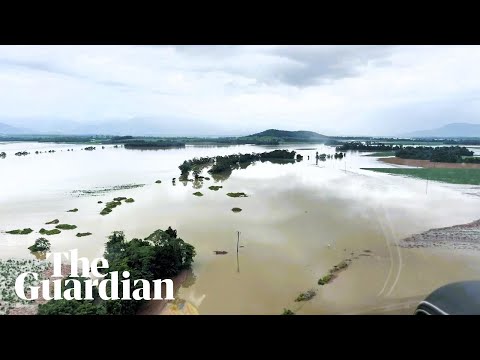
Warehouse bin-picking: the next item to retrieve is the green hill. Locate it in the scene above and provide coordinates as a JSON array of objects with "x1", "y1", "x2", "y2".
[{"x1": 241, "y1": 129, "x2": 328, "y2": 143}]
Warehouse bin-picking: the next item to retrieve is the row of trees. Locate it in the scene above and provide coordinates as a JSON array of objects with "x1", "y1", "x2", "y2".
[
  {"x1": 179, "y1": 157, "x2": 215, "y2": 178},
  {"x1": 178, "y1": 150, "x2": 297, "y2": 179},
  {"x1": 336, "y1": 142, "x2": 400, "y2": 152},
  {"x1": 38, "y1": 227, "x2": 196, "y2": 315},
  {"x1": 395, "y1": 146, "x2": 474, "y2": 163},
  {"x1": 209, "y1": 150, "x2": 296, "y2": 174},
  {"x1": 123, "y1": 140, "x2": 186, "y2": 149}
]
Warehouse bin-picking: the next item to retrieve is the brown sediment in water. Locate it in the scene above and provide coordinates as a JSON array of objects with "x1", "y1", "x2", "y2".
[
  {"x1": 8, "y1": 264, "x2": 71, "y2": 315},
  {"x1": 379, "y1": 157, "x2": 480, "y2": 169},
  {"x1": 400, "y1": 219, "x2": 480, "y2": 250}
]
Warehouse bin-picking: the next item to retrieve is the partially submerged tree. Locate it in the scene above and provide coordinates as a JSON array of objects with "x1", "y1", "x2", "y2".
[{"x1": 28, "y1": 238, "x2": 51, "y2": 252}]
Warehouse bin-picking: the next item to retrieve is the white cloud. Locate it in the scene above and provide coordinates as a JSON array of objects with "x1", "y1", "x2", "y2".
[{"x1": 0, "y1": 45, "x2": 479, "y2": 136}]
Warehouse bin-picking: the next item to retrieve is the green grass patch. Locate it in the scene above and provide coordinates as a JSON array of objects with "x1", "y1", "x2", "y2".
[
  {"x1": 39, "y1": 228, "x2": 61, "y2": 235},
  {"x1": 125, "y1": 198, "x2": 135, "y2": 203},
  {"x1": 67, "y1": 208, "x2": 78, "y2": 212},
  {"x1": 318, "y1": 274, "x2": 334, "y2": 285},
  {"x1": 45, "y1": 219, "x2": 59, "y2": 225},
  {"x1": 362, "y1": 167, "x2": 480, "y2": 185},
  {"x1": 208, "y1": 186, "x2": 223, "y2": 191},
  {"x1": 282, "y1": 309, "x2": 295, "y2": 315},
  {"x1": 193, "y1": 191, "x2": 203, "y2": 197},
  {"x1": 226, "y1": 192, "x2": 248, "y2": 198},
  {"x1": 76, "y1": 232, "x2": 92, "y2": 237},
  {"x1": 231, "y1": 207, "x2": 242, "y2": 213},
  {"x1": 6, "y1": 228, "x2": 33, "y2": 235},
  {"x1": 55, "y1": 224, "x2": 77, "y2": 230}
]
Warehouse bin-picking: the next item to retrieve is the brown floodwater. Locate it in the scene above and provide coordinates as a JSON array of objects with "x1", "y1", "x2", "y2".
[{"x1": 1, "y1": 142, "x2": 480, "y2": 314}]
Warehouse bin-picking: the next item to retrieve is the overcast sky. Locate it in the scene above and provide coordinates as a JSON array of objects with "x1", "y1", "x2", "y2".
[{"x1": 1, "y1": 45, "x2": 480, "y2": 136}]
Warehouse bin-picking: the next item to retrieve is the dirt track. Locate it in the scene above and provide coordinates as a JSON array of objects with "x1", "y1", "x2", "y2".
[{"x1": 379, "y1": 157, "x2": 480, "y2": 169}]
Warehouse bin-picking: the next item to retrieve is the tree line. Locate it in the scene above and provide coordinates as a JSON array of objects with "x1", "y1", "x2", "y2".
[
  {"x1": 395, "y1": 146, "x2": 475, "y2": 163},
  {"x1": 38, "y1": 227, "x2": 196, "y2": 315}
]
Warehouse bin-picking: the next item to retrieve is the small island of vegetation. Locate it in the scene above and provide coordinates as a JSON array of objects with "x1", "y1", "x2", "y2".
[
  {"x1": 100, "y1": 196, "x2": 135, "y2": 216},
  {"x1": 227, "y1": 192, "x2": 248, "y2": 198},
  {"x1": 76, "y1": 232, "x2": 92, "y2": 237},
  {"x1": 39, "y1": 228, "x2": 61, "y2": 235},
  {"x1": 55, "y1": 224, "x2": 77, "y2": 230},
  {"x1": 6, "y1": 228, "x2": 33, "y2": 235}
]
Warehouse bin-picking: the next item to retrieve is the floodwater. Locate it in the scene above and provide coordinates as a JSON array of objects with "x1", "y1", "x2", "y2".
[{"x1": 1, "y1": 142, "x2": 480, "y2": 315}]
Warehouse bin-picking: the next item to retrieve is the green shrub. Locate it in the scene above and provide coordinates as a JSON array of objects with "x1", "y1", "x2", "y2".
[
  {"x1": 39, "y1": 228, "x2": 61, "y2": 235},
  {"x1": 55, "y1": 224, "x2": 77, "y2": 230},
  {"x1": 6, "y1": 228, "x2": 33, "y2": 235},
  {"x1": 227, "y1": 192, "x2": 248, "y2": 198},
  {"x1": 76, "y1": 232, "x2": 92, "y2": 237}
]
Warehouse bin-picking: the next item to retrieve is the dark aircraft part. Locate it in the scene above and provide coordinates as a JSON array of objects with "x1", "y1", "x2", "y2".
[{"x1": 415, "y1": 281, "x2": 480, "y2": 315}]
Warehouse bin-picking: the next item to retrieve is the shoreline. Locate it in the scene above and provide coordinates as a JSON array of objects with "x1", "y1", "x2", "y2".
[
  {"x1": 379, "y1": 157, "x2": 480, "y2": 169},
  {"x1": 399, "y1": 219, "x2": 480, "y2": 250}
]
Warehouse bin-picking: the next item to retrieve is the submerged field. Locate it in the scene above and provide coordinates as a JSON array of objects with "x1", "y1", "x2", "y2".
[
  {"x1": 1, "y1": 141, "x2": 480, "y2": 314},
  {"x1": 362, "y1": 167, "x2": 480, "y2": 185}
]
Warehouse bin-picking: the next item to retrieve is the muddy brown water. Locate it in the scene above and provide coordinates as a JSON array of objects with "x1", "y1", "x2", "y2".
[{"x1": 1, "y1": 142, "x2": 480, "y2": 314}]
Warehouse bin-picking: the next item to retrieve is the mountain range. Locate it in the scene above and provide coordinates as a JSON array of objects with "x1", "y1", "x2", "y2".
[
  {"x1": 0, "y1": 122, "x2": 30, "y2": 134},
  {"x1": 402, "y1": 123, "x2": 480, "y2": 138},
  {"x1": 2, "y1": 119, "x2": 480, "y2": 139},
  {"x1": 0, "y1": 118, "x2": 238, "y2": 137}
]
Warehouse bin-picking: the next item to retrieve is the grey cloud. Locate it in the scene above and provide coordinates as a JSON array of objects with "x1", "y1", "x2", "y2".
[
  {"x1": 170, "y1": 45, "x2": 243, "y2": 57},
  {"x1": 265, "y1": 45, "x2": 397, "y2": 87},
  {"x1": 0, "y1": 57, "x2": 134, "y2": 90},
  {"x1": 159, "y1": 45, "x2": 398, "y2": 88}
]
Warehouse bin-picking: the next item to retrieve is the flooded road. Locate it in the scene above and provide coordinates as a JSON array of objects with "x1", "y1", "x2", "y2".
[{"x1": 1, "y1": 142, "x2": 480, "y2": 314}]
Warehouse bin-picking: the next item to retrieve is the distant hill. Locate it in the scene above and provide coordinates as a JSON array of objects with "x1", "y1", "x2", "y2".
[
  {"x1": 242, "y1": 129, "x2": 328, "y2": 142},
  {"x1": 0, "y1": 122, "x2": 30, "y2": 135},
  {"x1": 403, "y1": 123, "x2": 480, "y2": 138}
]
